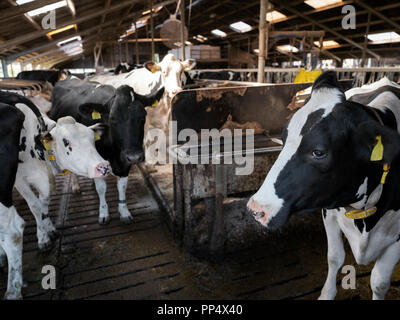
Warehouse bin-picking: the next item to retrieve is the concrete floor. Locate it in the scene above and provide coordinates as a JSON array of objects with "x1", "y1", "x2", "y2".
[{"x1": 2, "y1": 167, "x2": 400, "y2": 300}]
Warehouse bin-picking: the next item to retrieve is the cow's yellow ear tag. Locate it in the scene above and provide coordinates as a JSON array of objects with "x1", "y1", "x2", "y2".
[
  {"x1": 94, "y1": 132, "x2": 101, "y2": 141},
  {"x1": 61, "y1": 169, "x2": 70, "y2": 176},
  {"x1": 370, "y1": 135, "x2": 384, "y2": 161},
  {"x1": 151, "y1": 67, "x2": 156, "y2": 74},
  {"x1": 152, "y1": 99, "x2": 159, "y2": 107},
  {"x1": 92, "y1": 110, "x2": 101, "y2": 120},
  {"x1": 42, "y1": 139, "x2": 51, "y2": 151}
]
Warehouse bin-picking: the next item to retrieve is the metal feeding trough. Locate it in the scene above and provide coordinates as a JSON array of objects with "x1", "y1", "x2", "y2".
[{"x1": 161, "y1": 80, "x2": 353, "y2": 256}]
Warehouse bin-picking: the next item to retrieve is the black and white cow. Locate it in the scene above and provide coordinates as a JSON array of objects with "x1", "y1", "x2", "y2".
[
  {"x1": 50, "y1": 79, "x2": 164, "y2": 225},
  {"x1": 0, "y1": 102, "x2": 25, "y2": 300},
  {"x1": 90, "y1": 54, "x2": 196, "y2": 98},
  {"x1": 190, "y1": 70, "x2": 241, "y2": 82},
  {"x1": 0, "y1": 91, "x2": 111, "y2": 299},
  {"x1": 16, "y1": 70, "x2": 70, "y2": 86},
  {"x1": 247, "y1": 72, "x2": 400, "y2": 300},
  {"x1": 113, "y1": 62, "x2": 142, "y2": 75}
]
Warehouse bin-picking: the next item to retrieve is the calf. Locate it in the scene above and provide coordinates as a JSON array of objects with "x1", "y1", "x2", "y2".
[
  {"x1": 247, "y1": 72, "x2": 400, "y2": 299},
  {"x1": 0, "y1": 91, "x2": 111, "y2": 299},
  {"x1": 50, "y1": 79, "x2": 164, "y2": 224}
]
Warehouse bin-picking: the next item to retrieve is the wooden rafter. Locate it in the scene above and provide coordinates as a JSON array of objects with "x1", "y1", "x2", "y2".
[{"x1": 0, "y1": 0, "x2": 139, "y2": 51}]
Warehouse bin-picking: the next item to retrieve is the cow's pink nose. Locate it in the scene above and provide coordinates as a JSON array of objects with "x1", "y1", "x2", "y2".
[
  {"x1": 95, "y1": 162, "x2": 111, "y2": 177},
  {"x1": 247, "y1": 198, "x2": 270, "y2": 226}
]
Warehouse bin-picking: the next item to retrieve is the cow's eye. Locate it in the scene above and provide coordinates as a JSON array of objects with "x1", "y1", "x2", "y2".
[{"x1": 312, "y1": 150, "x2": 326, "y2": 159}]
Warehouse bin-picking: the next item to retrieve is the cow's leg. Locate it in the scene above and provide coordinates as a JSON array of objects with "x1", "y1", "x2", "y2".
[
  {"x1": 370, "y1": 241, "x2": 400, "y2": 300},
  {"x1": 32, "y1": 176, "x2": 59, "y2": 242},
  {"x1": 319, "y1": 209, "x2": 345, "y2": 300},
  {"x1": 117, "y1": 176, "x2": 133, "y2": 224},
  {"x1": 0, "y1": 204, "x2": 25, "y2": 300},
  {"x1": 71, "y1": 174, "x2": 81, "y2": 194},
  {"x1": 94, "y1": 178, "x2": 110, "y2": 225},
  {"x1": 15, "y1": 180, "x2": 56, "y2": 252}
]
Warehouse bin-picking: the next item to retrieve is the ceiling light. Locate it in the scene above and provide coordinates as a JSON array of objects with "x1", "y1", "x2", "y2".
[
  {"x1": 15, "y1": 0, "x2": 34, "y2": 4},
  {"x1": 142, "y1": 6, "x2": 163, "y2": 15},
  {"x1": 367, "y1": 32, "x2": 400, "y2": 44},
  {"x1": 211, "y1": 29, "x2": 227, "y2": 37},
  {"x1": 46, "y1": 24, "x2": 77, "y2": 39},
  {"x1": 25, "y1": 0, "x2": 67, "y2": 16},
  {"x1": 57, "y1": 36, "x2": 81, "y2": 46},
  {"x1": 304, "y1": 0, "x2": 342, "y2": 9},
  {"x1": 230, "y1": 21, "x2": 252, "y2": 33},
  {"x1": 313, "y1": 40, "x2": 340, "y2": 49},
  {"x1": 266, "y1": 10, "x2": 287, "y2": 24},
  {"x1": 277, "y1": 44, "x2": 299, "y2": 53},
  {"x1": 193, "y1": 34, "x2": 208, "y2": 42}
]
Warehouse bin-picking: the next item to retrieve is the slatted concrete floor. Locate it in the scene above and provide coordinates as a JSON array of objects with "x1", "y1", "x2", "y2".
[{"x1": 2, "y1": 167, "x2": 400, "y2": 300}]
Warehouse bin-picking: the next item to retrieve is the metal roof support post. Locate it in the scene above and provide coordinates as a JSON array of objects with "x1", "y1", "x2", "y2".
[
  {"x1": 180, "y1": 0, "x2": 186, "y2": 60},
  {"x1": 135, "y1": 21, "x2": 139, "y2": 64},
  {"x1": 150, "y1": 0, "x2": 155, "y2": 60},
  {"x1": 257, "y1": 0, "x2": 267, "y2": 83},
  {"x1": 1, "y1": 59, "x2": 9, "y2": 78}
]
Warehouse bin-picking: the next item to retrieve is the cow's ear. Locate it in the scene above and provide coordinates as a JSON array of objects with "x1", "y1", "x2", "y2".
[
  {"x1": 313, "y1": 71, "x2": 341, "y2": 91},
  {"x1": 182, "y1": 59, "x2": 196, "y2": 71},
  {"x1": 134, "y1": 87, "x2": 165, "y2": 107},
  {"x1": 89, "y1": 123, "x2": 108, "y2": 139},
  {"x1": 355, "y1": 120, "x2": 400, "y2": 165},
  {"x1": 144, "y1": 61, "x2": 161, "y2": 74},
  {"x1": 78, "y1": 103, "x2": 108, "y2": 120}
]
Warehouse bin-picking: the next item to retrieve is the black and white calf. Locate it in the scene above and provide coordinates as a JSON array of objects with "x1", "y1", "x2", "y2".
[
  {"x1": 50, "y1": 79, "x2": 164, "y2": 225},
  {"x1": 247, "y1": 72, "x2": 400, "y2": 299},
  {"x1": 0, "y1": 91, "x2": 111, "y2": 299}
]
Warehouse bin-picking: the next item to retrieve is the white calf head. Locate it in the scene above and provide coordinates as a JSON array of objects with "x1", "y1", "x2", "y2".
[
  {"x1": 48, "y1": 116, "x2": 111, "y2": 178},
  {"x1": 145, "y1": 54, "x2": 196, "y2": 98}
]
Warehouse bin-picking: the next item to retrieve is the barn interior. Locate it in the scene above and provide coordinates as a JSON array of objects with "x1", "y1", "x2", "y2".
[{"x1": 1, "y1": 0, "x2": 400, "y2": 301}]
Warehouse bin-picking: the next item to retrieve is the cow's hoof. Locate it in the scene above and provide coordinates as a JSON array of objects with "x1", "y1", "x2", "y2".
[
  {"x1": 49, "y1": 230, "x2": 60, "y2": 241},
  {"x1": 120, "y1": 215, "x2": 134, "y2": 225},
  {"x1": 99, "y1": 216, "x2": 111, "y2": 225},
  {"x1": 4, "y1": 291, "x2": 22, "y2": 300},
  {"x1": 38, "y1": 240, "x2": 53, "y2": 253}
]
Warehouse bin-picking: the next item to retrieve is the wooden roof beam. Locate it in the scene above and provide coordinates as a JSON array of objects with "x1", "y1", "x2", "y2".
[
  {"x1": 278, "y1": 1, "x2": 380, "y2": 59},
  {"x1": 0, "y1": 0, "x2": 57, "y2": 23},
  {"x1": 66, "y1": 0, "x2": 76, "y2": 18},
  {"x1": 6, "y1": 0, "x2": 42, "y2": 31},
  {"x1": 352, "y1": 0, "x2": 400, "y2": 32},
  {"x1": 0, "y1": 0, "x2": 140, "y2": 51}
]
